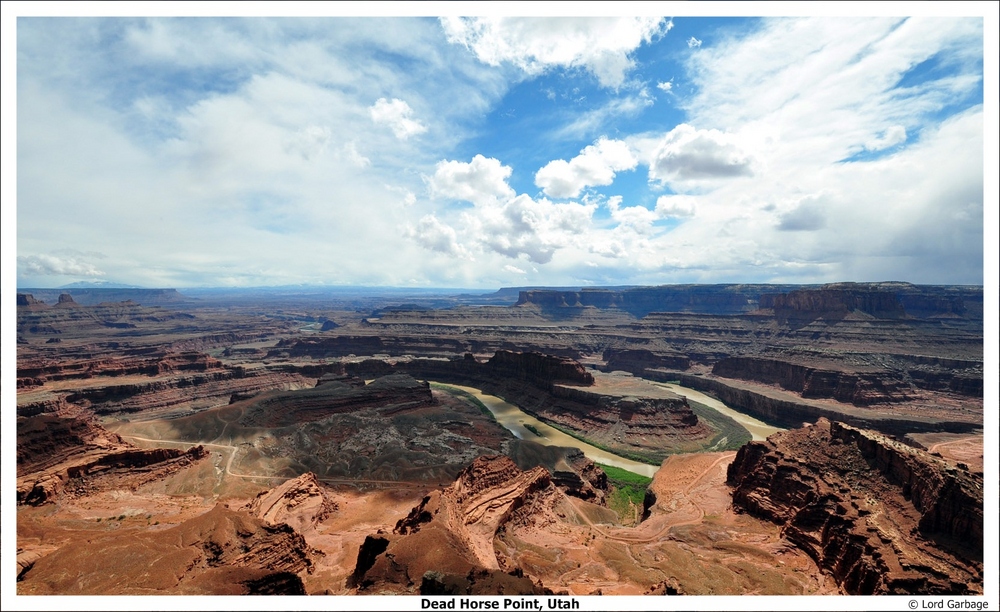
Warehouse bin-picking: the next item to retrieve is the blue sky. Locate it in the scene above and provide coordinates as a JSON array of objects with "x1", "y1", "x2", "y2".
[{"x1": 7, "y1": 7, "x2": 994, "y2": 289}]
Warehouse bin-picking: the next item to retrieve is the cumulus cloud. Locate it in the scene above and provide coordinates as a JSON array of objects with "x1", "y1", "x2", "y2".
[
  {"x1": 471, "y1": 195, "x2": 596, "y2": 264},
  {"x1": 407, "y1": 215, "x2": 470, "y2": 258},
  {"x1": 18, "y1": 254, "x2": 105, "y2": 277},
  {"x1": 440, "y1": 17, "x2": 669, "y2": 88},
  {"x1": 687, "y1": 37, "x2": 703, "y2": 48},
  {"x1": 647, "y1": 124, "x2": 754, "y2": 184},
  {"x1": 422, "y1": 155, "x2": 598, "y2": 264},
  {"x1": 656, "y1": 80, "x2": 673, "y2": 92},
  {"x1": 655, "y1": 195, "x2": 697, "y2": 218},
  {"x1": 535, "y1": 138, "x2": 638, "y2": 198},
  {"x1": 369, "y1": 97, "x2": 427, "y2": 140},
  {"x1": 607, "y1": 196, "x2": 658, "y2": 234},
  {"x1": 865, "y1": 125, "x2": 907, "y2": 151},
  {"x1": 430, "y1": 155, "x2": 515, "y2": 205}
]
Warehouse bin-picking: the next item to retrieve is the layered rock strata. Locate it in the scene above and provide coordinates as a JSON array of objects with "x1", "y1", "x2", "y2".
[
  {"x1": 16, "y1": 406, "x2": 209, "y2": 505},
  {"x1": 759, "y1": 287, "x2": 906, "y2": 320},
  {"x1": 17, "y1": 504, "x2": 317, "y2": 595},
  {"x1": 664, "y1": 372, "x2": 980, "y2": 436},
  {"x1": 238, "y1": 374, "x2": 434, "y2": 428},
  {"x1": 727, "y1": 419, "x2": 983, "y2": 594},
  {"x1": 349, "y1": 456, "x2": 557, "y2": 594},
  {"x1": 343, "y1": 351, "x2": 714, "y2": 458},
  {"x1": 712, "y1": 356, "x2": 982, "y2": 403},
  {"x1": 245, "y1": 472, "x2": 340, "y2": 533}
]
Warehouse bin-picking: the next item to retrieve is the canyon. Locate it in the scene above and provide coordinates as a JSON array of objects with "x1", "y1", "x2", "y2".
[{"x1": 13, "y1": 282, "x2": 984, "y2": 598}]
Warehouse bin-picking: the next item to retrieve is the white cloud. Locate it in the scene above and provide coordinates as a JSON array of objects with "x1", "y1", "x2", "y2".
[
  {"x1": 421, "y1": 155, "x2": 598, "y2": 264},
  {"x1": 777, "y1": 196, "x2": 828, "y2": 231},
  {"x1": 865, "y1": 125, "x2": 907, "y2": 151},
  {"x1": 607, "y1": 196, "x2": 658, "y2": 234},
  {"x1": 687, "y1": 37, "x2": 702, "y2": 48},
  {"x1": 284, "y1": 125, "x2": 331, "y2": 160},
  {"x1": 18, "y1": 254, "x2": 105, "y2": 277},
  {"x1": 535, "y1": 138, "x2": 638, "y2": 198},
  {"x1": 342, "y1": 141, "x2": 371, "y2": 168},
  {"x1": 551, "y1": 94, "x2": 654, "y2": 141},
  {"x1": 12, "y1": 16, "x2": 985, "y2": 289},
  {"x1": 683, "y1": 18, "x2": 982, "y2": 157},
  {"x1": 407, "y1": 215, "x2": 470, "y2": 259},
  {"x1": 504, "y1": 264, "x2": 526, "y2": 274},
  {"x1": 430, "y1": 155, "x2": 515, "y2": 205},
  {"x1": 655, "y1": 195, "x2": 697, "y2": 218},
  {"x1": 441, "y1": 17, "x2": 668, "y2": 88},
  {"x1": 369, "y1": 97, "x2": 428, "y2": 140},
  {"x1": 471, "y1": 195, "x2": 596, "y2": 264},
  {"x1": 647, "y1": 124, "x2": 754, "y2": 184},
  {"x1": 656, "y1": 80, "x2": 673, "y2": 92}
]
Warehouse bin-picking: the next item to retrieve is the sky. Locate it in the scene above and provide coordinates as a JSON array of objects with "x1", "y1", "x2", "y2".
[{"x1": 7, "y1": 6, "x2": 995, "y2": 289}]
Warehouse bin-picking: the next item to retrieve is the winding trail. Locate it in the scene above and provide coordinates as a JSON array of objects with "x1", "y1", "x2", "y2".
[
  {"x1": 927, "y1": 436, "x2": 980, "y2": 455},
  {"x1": 118, "y1": 434, "x2": 434, "y2": 490}
]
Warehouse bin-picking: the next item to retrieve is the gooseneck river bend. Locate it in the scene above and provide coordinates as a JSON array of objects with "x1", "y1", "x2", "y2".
[{"x1": 436, "y1": 382, "x2": 784, "y2": 478}]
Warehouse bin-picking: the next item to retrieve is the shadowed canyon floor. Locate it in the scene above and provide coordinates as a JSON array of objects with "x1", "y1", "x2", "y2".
[{"x1": 15, "y1": 284, "x2": 984, "y2": 596}]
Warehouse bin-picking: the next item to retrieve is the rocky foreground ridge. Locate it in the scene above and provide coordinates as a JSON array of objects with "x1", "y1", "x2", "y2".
[
  {"x1": 349, "y1": 455, "x2": 565, "y2": 594},
  {"x1": 18, "y1": 502, "x2": 318, "y2": 595},
  {"x1": 727, "y1": 419, "x2": 983, "y2": 594},
  {"x1": 16, "y1": 405, "x2": 208, "y2": 506}
]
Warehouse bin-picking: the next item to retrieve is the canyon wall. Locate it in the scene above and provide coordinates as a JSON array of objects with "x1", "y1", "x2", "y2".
[{"x1": 727, "y1": 419, "x2": 982, "y2": 594}]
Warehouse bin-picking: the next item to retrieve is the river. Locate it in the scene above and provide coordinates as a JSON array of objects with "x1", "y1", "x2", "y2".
[
  {"x1": 650, "y1": 382, "x2": 784, "y2": 441},
  {"x1": 435, "y1": 381, "x2": 784, "y2": 478},
  {"x1": 437, "y1": 384, "x2": 660, "y2": 477}
]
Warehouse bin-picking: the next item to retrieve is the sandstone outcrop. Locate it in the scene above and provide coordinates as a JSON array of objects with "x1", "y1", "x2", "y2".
[
  {"x1": 603, "y1": 348, "x2": 690, "y2": 373},
  {"x1": 18, "y1": 351, "x2": 223, "y2": 383},
  {"x1": 16, "y1": 405, "x2": 209, "y2": 505},
  {"x1": 712, "y1": 357, "x2": 918, "y2": 405},
  {"x1": 350, "y1": 456, "x2": 559, "y2": 594},
  {"x1": 17, "y1": 348, "x2": 312, "y2": 415},
  {"x1": 275, "y1": 333, "x2": 583, "y2": 360},
  {"x1": 17, "y1": 504, "x2": 317, "y2": 595},
  {"x1": 485, "y1": 350, "x2": 594, "y2": 387},
  {"x1": 515, "y1": 284, "x2": 799, "y2": 317},
  {"x1": 16, "y1": 298, "x2": 200, "y2": 340},
  {"x1": 17, "y1": 287, "x2": 188, "y2": 306},
  {"x1": 16, "y1": 293, "x2": 48, "y2": 308},
  {"x1": 663, "y1": 371, "x2": 980, "y2": 436},
  {"x1": 506, "y1": 440, "x2": 608, "y2": 504},
  {"x1": 727, "y1": 419, "x2": 982, "y2": 594},
  {"x1": 238, "y1": 374, "x2": 435, "y2": 428},
  {"x1": 245, "y1": 472, "x2": 339, "y2": 533},
  {"x1": 56, "y1": 293, "x2": 80, "y2": 307},
  {"x1": 759, "y1": 286, "x2": 905, "y2": 320}
]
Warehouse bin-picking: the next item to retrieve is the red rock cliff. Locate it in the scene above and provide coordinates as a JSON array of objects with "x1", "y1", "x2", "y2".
[{"x1": 726, "y1": 419, "x2": 982, "y2": 594}]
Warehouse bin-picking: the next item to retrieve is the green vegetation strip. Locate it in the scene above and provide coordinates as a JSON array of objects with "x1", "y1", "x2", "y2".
[
  {"x1": 522, "y1": 423, "x2": 544, "y2": 438},
  {"x1": 598, "y1": 463, "x2": 653, "y2": 521}
]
